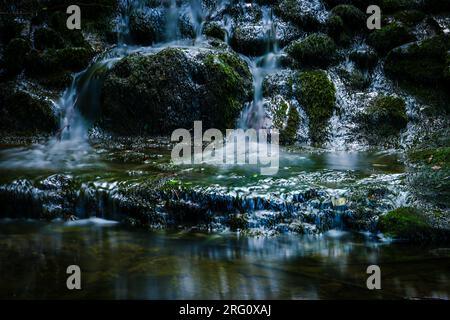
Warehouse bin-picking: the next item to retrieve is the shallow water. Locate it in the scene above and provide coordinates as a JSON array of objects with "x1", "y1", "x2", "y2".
[{"x1": 0, "y1": 219, "x2": 449, "y2": 300}]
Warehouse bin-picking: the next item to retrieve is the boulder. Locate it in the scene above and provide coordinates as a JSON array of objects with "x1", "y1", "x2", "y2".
[{"x1": 100, "y1": 46, "x2": 253, "y2": 134}]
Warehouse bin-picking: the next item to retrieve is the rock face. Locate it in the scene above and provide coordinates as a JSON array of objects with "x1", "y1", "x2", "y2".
[
  {"x1": 100, "y1": 46, "x2": 253, "y2": 134},
  {"x1": 0, "y1": 82, "x2": 58, "y2": 134}
]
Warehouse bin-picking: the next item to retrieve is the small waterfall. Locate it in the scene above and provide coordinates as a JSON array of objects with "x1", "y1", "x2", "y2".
[
  {"x1": 165, "y1": 0, "x2": 180, "y2": 41},
  {"x1": 238, "y1": 7, "x2": 279, "y2": 130},
  {"x1": 189, "y1": 0, "x2": 205, "y2": 42}
]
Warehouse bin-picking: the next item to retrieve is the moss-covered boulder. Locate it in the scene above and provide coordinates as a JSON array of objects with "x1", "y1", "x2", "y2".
[
  {"x1": 100, "y1": 47, "x2": 253, "y2": 134},
  {"x1": 3, "y1": 38, "x2": 31, "y2": 75},
  {"x1": 286, "y1": 33, "x2": 337, "y2": 68},
  {"x1": 203, "y1": 23, "x2": 226, "y2": 41},
  {"x1": 368, "y1": 22, "x2": 416, "y2": 55},
  {"x1": 362, "y1": 95, "x2": 407, "y2": 136},
  {"x1": 0, "y1": 83, "x2": 58, "y2": 134},
  {"x1": 25, "y1": 47, "x2": 94, "y2": 88},
  {"x1": 275, "y1": 0, "x2": 322, "y2": 31},
  {"x1": 231, "y1": 25, "x2": 274, "y2": 56},
  {"x1": 296, "y1": 70, "x2": 336, "y2": 144},
  {"x1": 385, "y1": 35, "x2": 450, "y2": 88},
  {"x1": 378, "y1": 208, "x2": 430, "y2": 239},
  {"x1": 331, "y1": 4, "x2": 366, "y2": 31},
  {"x1": 349, "y1": 49, "x2": 378, "y2": 70},
  {"x1": 378, "y1": 207, "x2": 449, "y2": 242}
]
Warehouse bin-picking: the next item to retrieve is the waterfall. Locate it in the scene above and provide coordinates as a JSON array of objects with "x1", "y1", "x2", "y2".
[{"x1": 238, "y1": 7, "x2": 279, "y2": 130}]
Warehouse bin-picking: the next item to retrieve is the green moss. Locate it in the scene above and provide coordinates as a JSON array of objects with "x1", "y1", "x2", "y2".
[
  {"x1": 408, "y1": 147, "x2": 450, "y2": 168},
  {"x1": 280, "y1": 104, "x2": 300, "y2": 145},
  {"x1": 286, "y1": 33, "x2": 337, "y2": 68},
  {"x1": 203, "y1": 23, "x2": 226, "y2": 41},
  {"x1": 385, "y1": 35, "x2": 450, "y2": 88},
  {"x1": 378, "y1": 207, "x2": 432, "y2": 241},
  {"x1": 331, "y1": 4, "x2": 366, "y2": 31},
  {"x1": 368, "y1": 22, "x2": 416, "y2": 55},
  {"x1": 276, "y1": 0, "x2": 321, "y2": 31},
  {"x1": 296, "y1": 70, "x2": 336, "y2": 145},
  {"x1": 363, "y1": 95, "x2": 407, "y2": 135},
  {"x1": 338, "y1": 68, "x2": 371, "y2": 90},
  {"x1": 3, "y1": 38, "x2": 30, "y2": 75},
  {"x1": 203, "y1": 53, "x2": 252, "y2": 130}
]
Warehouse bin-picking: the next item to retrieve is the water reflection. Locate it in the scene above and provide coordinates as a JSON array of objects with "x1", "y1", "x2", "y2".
[{"x1": 0, "y1": 220, "x2": 449, "y2": 299}]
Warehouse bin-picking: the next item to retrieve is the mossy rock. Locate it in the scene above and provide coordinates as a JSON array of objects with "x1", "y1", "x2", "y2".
[
  {"x1": 385, "y1": 35, "x2": 450, "y2": 89},
  {"x1": 3, "y1": 38, "x2": 31, "y2": 75},
  {"x1": 271, "y1": 98, "x2": 300, "y2": 145},
  {"x1": 296, "y1": 70, "x2": 336, "y2": 144},
  {"x1": 349, "y1": 49, "x2": 378, "y2": 70},
  {"x1": 378, "y1": 208, "x2": 430, "y2": 240},
  {"x1": 101, "y1": 47, "x2": 252, "y2": 134},
  {"x1": 25, "y1": 47, "x2": 94, "y2": 78},
  {"x1": 331, "y1": 4, "x2": 366, "y2": 31},
  {"x1": 408, "y1": 147, "x2": 450, "y2": 169},
  {"x1": 0, "y1": 83, "x2": 58, "y2": 134},
  {"x1": 362, "y1": 95, "x2": 407, "y2": 136},
  {"x1": 230, "y1": 25, "x2": 272, "y2": 56},
  {"x1": 286, "y1": 33, "x2": 337, "y2": 68},
  {"x1": 393, "y1": 10, "x2": 426, "y2": 26},
  {"x1": 275, "y1": 0, "x2": 322, "y2": 31},
  {"x1": 368, "y1": 22, "x2": 416, "y2": 55},
  {"x1": 34, "y1": 27, "x2": 65, "y2": 50},
  {"x1": 378, "y1": 207, "x2": 450, "y2": 242},
  {"x1": 338, "y1": 68, "x2": 371, "y2": 90},
  {"x1": 203, "y1": 23, "x2": 226, "y2": 41}
]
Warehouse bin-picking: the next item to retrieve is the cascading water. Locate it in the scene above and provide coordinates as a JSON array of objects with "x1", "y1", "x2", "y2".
[{"x1": 238, "y1": 7, "x2": 279, "y2": 130}]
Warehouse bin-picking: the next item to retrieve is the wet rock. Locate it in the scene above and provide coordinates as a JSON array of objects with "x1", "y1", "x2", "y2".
[
  {"x1": 349, "y1": 49, "x2": 378, "y2": 70},
  {"x1": 360, "y1": 95, "x2": 408, "y2": 137},
  {"x1": 275, "y1": 0, "x2": 327, "y2": 31},
  {"x1": 203, "y1": 22, "x2": 226, "y2": 41},
  {"x1": 101, "y1": 46, "x2": 253, "y2": 134},
  {"x1": 295, "y1": 70, "x2": 336, "y2": 145},
  {"x1": 367, "y1": 22, "x2": 416, "y2": 55},
  {"x1": 378, "y1": 207, "x2": 450, "y2": 242},
  {"x1": 286, "y1": 33, "x2": 337, "y2": 68},
  {"x1": 385, "y1": 35, "x2": 450, "y2": 88},
  {"x1": 0, "y1": 82, "x2": 58, "y2": 134},
  {"x1": 331, "y1": 4, "x2": 366, "y2": 32}
]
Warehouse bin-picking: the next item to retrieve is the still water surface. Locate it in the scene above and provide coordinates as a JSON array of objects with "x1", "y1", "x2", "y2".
[{"x1": 0, "y1": 219, "x2": 449, "y2": 300}]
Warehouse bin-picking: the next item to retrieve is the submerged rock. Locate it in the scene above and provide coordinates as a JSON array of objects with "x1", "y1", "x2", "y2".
[{"x1": 100, "y1": 46, "x2": 253, "y2": 134}]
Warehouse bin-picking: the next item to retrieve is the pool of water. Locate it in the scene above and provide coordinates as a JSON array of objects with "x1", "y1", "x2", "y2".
[{"x1": 0, "y1": 219, "x2": 449, "y2": 300}]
